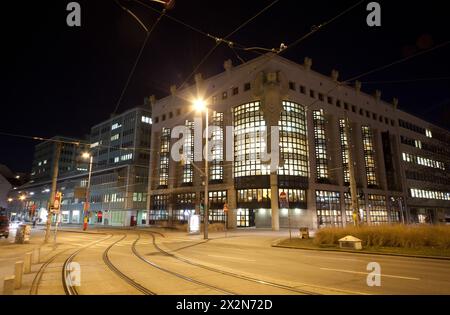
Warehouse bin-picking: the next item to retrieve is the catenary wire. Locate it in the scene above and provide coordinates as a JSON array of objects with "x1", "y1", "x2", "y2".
[{"x1": 112, "y1": 2, "x2": 167, "y2": 115}]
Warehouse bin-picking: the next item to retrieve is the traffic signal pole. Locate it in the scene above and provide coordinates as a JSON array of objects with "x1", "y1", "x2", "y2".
[{"x1": 44, "y1": 142, "x2": 62, "y2": 243}]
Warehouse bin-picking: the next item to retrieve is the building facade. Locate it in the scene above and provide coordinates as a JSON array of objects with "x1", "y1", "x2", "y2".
[
  {"x1": 7, "y1": 106, "x2": 153, "y2": 226},
  {"x1": 147, "y1": 54, "x2": 450, "y2": 230}
]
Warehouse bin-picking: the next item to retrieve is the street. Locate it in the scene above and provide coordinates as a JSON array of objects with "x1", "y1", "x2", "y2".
[{"x1": 1, "y1": 227, "x2": 449, "y2": 295}]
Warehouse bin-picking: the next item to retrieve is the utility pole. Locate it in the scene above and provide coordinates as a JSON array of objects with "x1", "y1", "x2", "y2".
[
  {"x1": 344, "y1": 115, "x2": 359, "y2": 227},
  {"x1": 204, "y1": 107, "x2": 209, "y2": 240},
  {"x1": 44, "y1": 142, "x2": 62, "y2": 243}
]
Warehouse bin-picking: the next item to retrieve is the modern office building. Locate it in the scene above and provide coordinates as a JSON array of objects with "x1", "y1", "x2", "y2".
[
  {"x1": 147, "y1": 54, "x2": 450, "y2": 230},
  {"x1": 87, "y1": 105, "x2": 152, "y2": 226},
  {"x1": 7, "y1": 106, "x2": 152, "y2": 226},
  {"x1": 30, "y1": 136, "x2": 89, "y2": 181}
]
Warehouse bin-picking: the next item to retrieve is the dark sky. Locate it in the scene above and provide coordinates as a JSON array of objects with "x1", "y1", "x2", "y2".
[{"x1": 1, "y1": 0, "x2": 449, "y2": 173}]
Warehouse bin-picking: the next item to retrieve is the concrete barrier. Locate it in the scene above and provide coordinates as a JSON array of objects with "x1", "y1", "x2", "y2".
[
  {"x1": 32, "y1": 247, "x2": 40, "y2": 264},
  {"x1": 24, "y1": 252, "x2": 32, "y2": 273},
  {"x1": 3, "y1": 276, "x2": 15, "y2": 295},
  {"x1": 14, "y1": 261, "x2": 23, "y2": 289}
]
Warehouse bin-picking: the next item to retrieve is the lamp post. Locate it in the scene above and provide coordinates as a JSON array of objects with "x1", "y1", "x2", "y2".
[
  {"x1": 82, "y1": 152, "x2": 93, "y2": 231},
  {"x1": 194, "y1": 99, "x2": 209, "y2": 240}
]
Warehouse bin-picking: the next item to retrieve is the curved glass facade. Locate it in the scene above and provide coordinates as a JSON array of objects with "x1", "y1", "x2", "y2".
[
  {"x1": 233, "y1": 101, "x2": 269, "y2": 178},
  {"x1": 278, "y1": 101, "x2": 308, "y2": 177}
]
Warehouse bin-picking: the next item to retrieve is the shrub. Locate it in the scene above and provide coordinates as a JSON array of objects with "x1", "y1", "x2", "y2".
[{"x1": 313, "y1": 225, "x2": 450, "y2": 249}]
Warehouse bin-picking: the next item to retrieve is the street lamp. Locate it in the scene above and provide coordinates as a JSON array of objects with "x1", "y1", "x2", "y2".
[
  {"x1": 194, "y1": 98, "x2": 209, "y2": 240},
  {"x1": 82, "y1": 152, "x2": 94, "y2": 231}
]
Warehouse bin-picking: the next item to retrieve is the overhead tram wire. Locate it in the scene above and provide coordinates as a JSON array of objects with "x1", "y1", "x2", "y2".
[
  {"x1": 0, "y1": 1, "x2": 367, "y2": 160},
  {"x1": 174, "y1": 0, "x2": 281, "y2": 90},
  {"x1": 344, "y1": 41, "x2": 450, "y2": 84},
  {"x1": 360, "y1": 76, "x2": 450, "y2": 85},
  {"x1": 112, "y1": 1, "x2": 167, "y2": 115}
]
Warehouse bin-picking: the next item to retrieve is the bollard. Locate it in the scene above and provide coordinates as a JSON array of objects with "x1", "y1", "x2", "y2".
[
  {"x1": 14, "y1": 261, "x2": 23, "y2": 289},
  {"x1": 3, "y1": 276, "x2": 15, "y2": 295},
  {"x1": 24, "y1": 252, "x2": 32, "y2": 274},
  {"x1": 32, "y1": 247, "x2": 40, "y2": 264}
]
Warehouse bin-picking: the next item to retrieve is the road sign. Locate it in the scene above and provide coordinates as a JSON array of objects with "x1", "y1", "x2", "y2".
[
  {"x1": 279, "y1": 191, "x2": 289, "y2": 208},
  {"x1": 223, "y1": 203, "x2": 229, "y2": 212},
  {"x1": 52, "y1": 192, "x2": 62, "y2": 214}
]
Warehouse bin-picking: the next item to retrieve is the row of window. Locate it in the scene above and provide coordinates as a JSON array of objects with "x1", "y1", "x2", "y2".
[
  {"x1": 154, "y1": 108, "x2": 182, "y2": 124},
  {"x1": 288, "y1": 81, "x2": 396, "y2": 127},
  {"x1": 410, "y1": 188, "x2": 450, "y2": 201},
  {"x1": 313, "y1": 109, "x2": 328, "y2": 180},
  {"x1": 316, "y1": 190, "x2": 394, "y2": 227},
  {"x1": 402, "y1": 152, "x2": 445, "y2": 170},
  {"x1": 399, "y1": 119, "x2": 433, "y2": 138},
  {"x1": 141, "y1": 116, "x2": 152, "y2": 124},
  {"x1": 405, "y1": 170, "x2": 450, "y2": 186},
  {"x1": 401, "y1": 135, "x2": 450, "y2": 157},
  {"x1": 151, "y1": 191, "x2": 228, "y2": 210},
  {"x1": 212, "y1": 82, "x2": 252, "y2": 104},
  {"x1": 361, "y1": 126, "x2": 378, "y2": 187}
]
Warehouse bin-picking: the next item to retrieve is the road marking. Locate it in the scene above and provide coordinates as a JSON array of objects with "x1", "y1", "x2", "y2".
[
  {"x1": 320, "y1": 267, "x2": 421, "y2": 280},
  {"x1": 207, "y1": 254, "x2": 256, "y2": 262}
]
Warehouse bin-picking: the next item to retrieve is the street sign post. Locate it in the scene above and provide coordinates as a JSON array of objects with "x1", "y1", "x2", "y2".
[
  {"x1": 223, "y1": 203, "x2": 229, "y2": 238},
  {"x1": 279, "y1": 191, "x2": 292, "y2": 240},
  {"x1": 53, "y1": 192, "x2": 62, "y2": 243}
]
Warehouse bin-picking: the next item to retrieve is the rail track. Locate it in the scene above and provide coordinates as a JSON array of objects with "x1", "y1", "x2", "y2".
[{"x1": 134, "y1": 232, "x2": 320, "y2": 295}]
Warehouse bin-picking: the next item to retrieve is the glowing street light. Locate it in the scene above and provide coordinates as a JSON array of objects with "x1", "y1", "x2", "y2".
[
  {"x1": 19, "y1": 195, "x2": 26, "y2": 201},
  {"x1": 7, "y1": 198, "x2": 13, "y2": 203}
]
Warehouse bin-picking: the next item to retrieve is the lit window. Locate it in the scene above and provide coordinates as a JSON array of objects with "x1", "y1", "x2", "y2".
[
  {"x1": 111, "y1": 123, "x2": 122, "y2": 130},
  {"x1": 233, "y1": 101, "x2": 269, "y2": 178},
  {"x1": 339, "y1": 119, "x2": 350, "y2": 184},
  {"x1": 182, "y1": 121, "x2": 194, "y2": 184},
  {"x1": 316, "y1": 190, "x2": 341, "y2": 227},
  {"x1": 141, "y1": 116, "x2": 152, "y2": 124},
  {"x1": 114, "y1": 157, "x2": 119, "y2": 163},
  {"x1": 210, "y1": 112, "x2": 224, "y2": 181},
  {"x1": 278, "y1": 101, "x2": 308, "y2": 177},
  {"x1": 313, "y1": 109, "x2": 328, "y2": 181},
  {"x1": 158, "y1": 128, "x2": 171, "y2": 187},
  {"x1": 362, "y1": 126, "x2": 378, "y2": 187},
  {"x1": 111, "y1": 134, "x2": 120, "y2": 141},
  {"x1": 426, "y1": 129, "x2": 432, "y2": 138},
  {"x1": 90, "y1": 142, "x2": 99, "y2": 148}
]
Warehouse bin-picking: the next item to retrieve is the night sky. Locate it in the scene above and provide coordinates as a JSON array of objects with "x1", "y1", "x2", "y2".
[{"x1": 1, "y1": 0, "x2": 449, "y2": 173}]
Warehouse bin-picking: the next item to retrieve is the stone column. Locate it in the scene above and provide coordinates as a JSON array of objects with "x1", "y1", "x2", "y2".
[
  {"x1": 270, "y1": 172, "x2": 279, "y2": 231},
  {"x1": 227, "y1": 188, "x2": 237, "y2": 229}
]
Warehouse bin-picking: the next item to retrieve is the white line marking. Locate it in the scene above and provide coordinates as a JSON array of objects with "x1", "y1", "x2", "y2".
[
  {"x1": 207, "y1": 254, "x2": 256, "y2": 262},
  {"x1": 320, "y1": 267, "x2": 421, "y2": 280}
]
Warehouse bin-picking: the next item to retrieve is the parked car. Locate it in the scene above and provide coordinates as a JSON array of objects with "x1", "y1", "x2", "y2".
[{"x1": 0, "y1": 216, "x2": 9, "y2": 238}]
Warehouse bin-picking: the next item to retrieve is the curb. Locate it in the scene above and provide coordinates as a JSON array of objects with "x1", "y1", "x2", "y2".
[{"x1": 271, "y1": 239, "x2": 450, "y2": 261}]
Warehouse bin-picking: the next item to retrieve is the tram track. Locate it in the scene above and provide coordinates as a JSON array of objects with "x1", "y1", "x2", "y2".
[{"x1": 135, "y1": 232, "x2": 320, "y2": 295}]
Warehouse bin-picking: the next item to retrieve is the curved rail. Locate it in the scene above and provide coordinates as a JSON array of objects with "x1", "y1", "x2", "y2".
[
  {"x1": 102, "y1": 234, "x2": 156, "y2": 295},
  {"x1": 132, "y1": 234, "x2": 236, "y2": 295},
  {"x1": 144, "y1": 231, "x2": 321, "y2": 295},
  {"x1": 62, "y1": 234, "x2": 114, "y2": 295}
]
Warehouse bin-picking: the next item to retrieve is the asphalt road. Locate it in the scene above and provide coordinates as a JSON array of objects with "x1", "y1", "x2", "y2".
[{"x1": 1, "y1": 226, "x2": 449, "y2": 295}]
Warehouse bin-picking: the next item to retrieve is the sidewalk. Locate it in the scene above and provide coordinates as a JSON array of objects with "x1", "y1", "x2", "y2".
[{"x1": 272, "y1": 238, "x2": 450, "y2": 260}]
